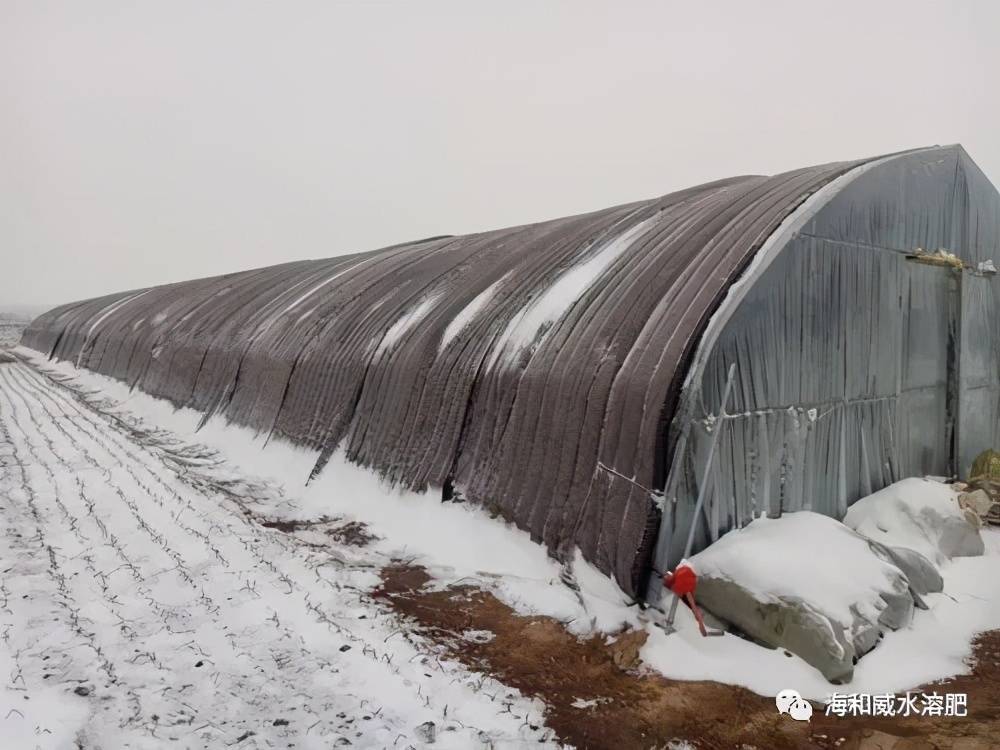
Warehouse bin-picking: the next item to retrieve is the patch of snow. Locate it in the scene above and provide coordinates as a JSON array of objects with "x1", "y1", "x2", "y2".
[
  {"x1": 0, "y1": 646, "x2": 89, "y2": 750},
  {"x1": 438, "y1": 275, "x2": 508, "y2": 353},
  {"x1": 77, "y1": 290, "x2": 151, "y2": 365},
  {"x1": 462, "y1": 630, "x2": 496, "y2": 644},
  {"x1": 844, "y1": 477, "x2": 980, "y2": 564},
  {"x1": 375, "y1": 295, "x2": 441, "y2": 356},
  {"x1": 284, "y1": 259, "x2": 369, "y2": 314},
  {"x1": 85, "y1": 291, "x2": 150, "y2": 338},
  {"x1": 570, "y1": 697, "x2": 609, "y2": 709},
  {"x1": 487, "y1": 214, "x2": 656, "y2": 369}
]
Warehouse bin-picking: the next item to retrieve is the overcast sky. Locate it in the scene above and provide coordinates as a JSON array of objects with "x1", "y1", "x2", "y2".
[{"x1": 2, "y1": 1, "x2": 998, "y2": 308}]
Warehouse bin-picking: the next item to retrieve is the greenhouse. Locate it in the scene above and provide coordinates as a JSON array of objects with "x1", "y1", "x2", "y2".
[{"x1": 23, "y1": 144, "x2": 1000, "y2": 598}]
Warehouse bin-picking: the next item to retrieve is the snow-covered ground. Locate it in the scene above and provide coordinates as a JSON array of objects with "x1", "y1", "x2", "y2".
[
  {"x1": 5, "y1": 344, "x2": 1000, "y2": 750},
  {"x1": 0, "y1": 356, "x2": 557, "y2": 748},
  {"x1": 0, "y1": 312, "x2": 33, "y2": 348}
]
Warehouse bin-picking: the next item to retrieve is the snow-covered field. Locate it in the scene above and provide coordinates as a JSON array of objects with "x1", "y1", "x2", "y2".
[
  {"x1": 5, "y1": 345, "x2": 1000, "y2": 749},
  {"x1": 0, "y1": 356, "x2": 556, "y2": 748},
  {"x1": 0, "y1": 313, "x2": 32, "y2": 348}
]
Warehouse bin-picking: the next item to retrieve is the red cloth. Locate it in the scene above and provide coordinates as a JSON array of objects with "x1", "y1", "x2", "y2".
[{"x1": 664, "y1": 564, "x2": 697, "y2": 596}]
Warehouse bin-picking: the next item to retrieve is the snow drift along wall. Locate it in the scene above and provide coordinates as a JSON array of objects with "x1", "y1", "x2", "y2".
[{"x1": 22, "y1": 157, "x2": 876, "y2": 596}]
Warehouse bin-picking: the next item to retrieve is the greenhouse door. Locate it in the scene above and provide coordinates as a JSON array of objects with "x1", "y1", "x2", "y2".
[{"x1": 892, "y1": 259, "x2": 960, "y2": 481}]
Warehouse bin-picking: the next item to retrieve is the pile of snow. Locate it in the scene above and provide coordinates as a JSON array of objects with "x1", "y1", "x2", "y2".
[
  {"x1": 689, "y1": 512, "x2": 913, "y2": 681},
  {"x1": 844, "y1": 477, "x2": 984, "y2": 564}
]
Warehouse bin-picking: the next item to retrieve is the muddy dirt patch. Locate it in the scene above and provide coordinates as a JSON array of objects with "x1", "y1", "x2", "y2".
[
  {"x1": 809, "y1": 630, "x2": 1000, "y2": 749},
  {"x1": 376, "y1": 564, "x2": 1000, "y2": 750},
  {"x1": 375, "y1": 564, "x2": 809, "y2": 749},
  {"x1": 259, "y1": 515, "x2": 339, "y2": 533},
  {"x1": 326, "y1": 520, "x2": 378, "y2": 547}
]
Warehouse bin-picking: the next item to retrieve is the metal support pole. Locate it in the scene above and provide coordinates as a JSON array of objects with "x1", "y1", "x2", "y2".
[{"x1": 666, "y1": 362, "x2": 737, "y2": 626}]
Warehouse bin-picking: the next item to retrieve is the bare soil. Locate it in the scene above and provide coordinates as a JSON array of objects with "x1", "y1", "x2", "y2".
[
  {"x1": 376, "y1": 564, "x2": 1000, "y2": 750},
  {"x1": 325, "y1": 520, "x2": 378, "y2": 547},
  {"x1": 259, "y1": 515, "x2": 338, "y2": 533},
  {"x1": 259, "y1": 515, "x2": 377, "y2": 547},
  {"x1": 810, "y1": 631, "x2": 1000, "y2": 749}
]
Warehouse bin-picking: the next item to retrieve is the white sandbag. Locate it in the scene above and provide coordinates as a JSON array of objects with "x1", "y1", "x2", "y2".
[{"x1": 844, "y1": 478, "x2": 984, "y2": 564}]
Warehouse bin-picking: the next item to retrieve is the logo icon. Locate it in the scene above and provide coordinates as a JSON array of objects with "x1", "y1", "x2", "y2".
[{"x1": 776, "y1": 689, "x2": 813, "y2": 722}]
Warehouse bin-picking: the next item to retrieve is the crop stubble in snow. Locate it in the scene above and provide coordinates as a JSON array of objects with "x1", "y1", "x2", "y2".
[{"x1": 0, "y1": 356, "x2": 552, "y2": 748}]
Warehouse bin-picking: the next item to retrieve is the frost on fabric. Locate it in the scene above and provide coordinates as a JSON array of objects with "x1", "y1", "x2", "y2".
[
  {"x1": 284, "y1": 259, "x2": 368, "y2": 316},
  {"x1": 438, "y1": 275, "x2": 508, "y2": 353},
  {"x1": 487, "y1": 215, "x2": 657, "y2": 369},
  {"x1": 76, "y1": 290, "x2": 151, "y2": 366}
]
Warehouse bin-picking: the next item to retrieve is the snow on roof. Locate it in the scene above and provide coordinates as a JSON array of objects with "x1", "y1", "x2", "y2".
[
  {"x1": 438, "y1": 273, "x2": 508, "y2": 353},
  {"x1": 486, "y1": 214, "x2": 658, "y2": 370}
]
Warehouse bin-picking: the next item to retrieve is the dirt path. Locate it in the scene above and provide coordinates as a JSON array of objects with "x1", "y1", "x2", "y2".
[
  {"x1": 377, "y1": 564, "x2": 1000, "y2": 750},
  {"x1": 0, "y1": 358, "x2": 552, "y2": 748}
]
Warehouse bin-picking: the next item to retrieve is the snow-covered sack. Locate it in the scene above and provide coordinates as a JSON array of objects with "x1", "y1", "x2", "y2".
[
  {"x1": 866, "y1": 541, "x2": 943, "y2": 598},
  {"x1": 843, "y1": 478, "x2": 984, "y2": 564},
  {"x1": 690, "y1": 512, "x2": 914, "y2": 683}
]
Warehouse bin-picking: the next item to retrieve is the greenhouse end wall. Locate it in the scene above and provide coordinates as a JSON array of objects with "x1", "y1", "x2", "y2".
[{"x1": 652, "y1": 146, "x2": 1000, "y2": 591}]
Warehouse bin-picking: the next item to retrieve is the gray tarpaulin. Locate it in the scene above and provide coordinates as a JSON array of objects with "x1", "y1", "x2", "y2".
[{"x1": 22, "y1": 145, "x2": 999, "y2": 599}]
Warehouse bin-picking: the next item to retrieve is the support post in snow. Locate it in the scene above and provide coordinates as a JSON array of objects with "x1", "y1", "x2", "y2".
[{"x1": 666, "y1": 362, "x2": 737, "y2": 629}]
